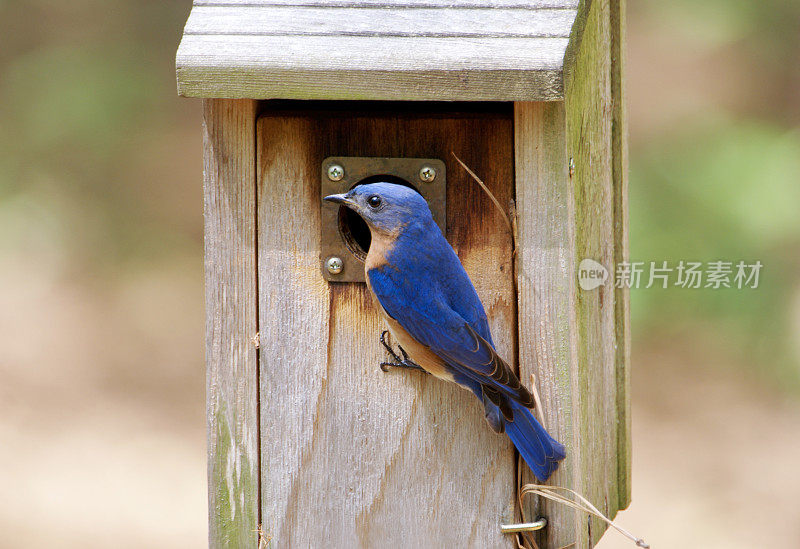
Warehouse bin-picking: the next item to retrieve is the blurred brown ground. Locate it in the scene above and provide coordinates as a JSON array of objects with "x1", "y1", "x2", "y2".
[{"x1": 1, "y1": 1, "x2": 798, "y2": 547}]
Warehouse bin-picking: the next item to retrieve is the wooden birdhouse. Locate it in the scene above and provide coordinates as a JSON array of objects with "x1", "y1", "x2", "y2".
[{"x1": 176, "y1": 1, "x2": 630, "y2": 547}]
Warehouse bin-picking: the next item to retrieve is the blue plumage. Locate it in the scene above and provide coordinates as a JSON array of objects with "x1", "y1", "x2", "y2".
[
  {"x1": 505, "y1": 401, "x2": 566, "y2": 481},
  {"x1": 324, "y1": 182, "x2": 566, "y2": 482}
]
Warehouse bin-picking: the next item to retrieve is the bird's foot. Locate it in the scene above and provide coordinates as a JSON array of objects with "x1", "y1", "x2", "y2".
[{"x1": 379, "y1": 330, "x2": 427, "y2": 373}]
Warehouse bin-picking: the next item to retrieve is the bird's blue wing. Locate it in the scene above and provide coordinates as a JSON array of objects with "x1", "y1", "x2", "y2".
[{"x1": 368, "y1": 265, "x2": 534, "y2": 408}]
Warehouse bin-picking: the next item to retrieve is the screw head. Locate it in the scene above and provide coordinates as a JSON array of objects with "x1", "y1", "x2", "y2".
[
  {"x1": 419, "y1": 165, "x2": 436, "y2": 183},
  {"x1": 327, "y1": 164, "x2": 345, "y2": 181},
  {"x1": 326, "y1": 256, "x2": 343, "y2": 275}
]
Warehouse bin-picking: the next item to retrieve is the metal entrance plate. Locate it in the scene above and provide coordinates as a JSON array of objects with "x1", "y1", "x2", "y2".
[{"x1": 320, "y1": 156, "x2": 446, "y2": 282}]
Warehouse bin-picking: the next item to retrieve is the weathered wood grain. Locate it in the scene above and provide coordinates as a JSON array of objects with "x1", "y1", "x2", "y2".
[
  {"x1": 514, "y1": 101, "x2": 582, "y2": 547},
  {"x1": 564, "y1": 0, "x2": 622, "y2": 545},
  {"x1": 257, "y1": 104, "x2": 518, "y2": 547},
  {"x1": 175, "y1": 1, "x2": 579, "y2": 100},
  {"x1": 610, "y1": 0, "x2": 631, "y2": 511},
  {"x1": 176, "y1": 35, "x2": 567, "y2": 101},
  {"x1": 185, "y1": 6, "x2": 575, "y2": 37},
  {"x1": 513, "y1": 1, "x2": 630, "y2": 546},
  {"x1": 194, "y1": 0, "x2": 579, "y2": 8},
  {"x1": 203, "y1": 99, "x2": 260, "y2": 547}
]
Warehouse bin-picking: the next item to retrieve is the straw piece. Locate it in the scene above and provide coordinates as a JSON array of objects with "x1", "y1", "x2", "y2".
[
  {"x1": 528, "y1": 373, "x2": 547, "y2": 431},
  {"x1": 451, "y1": 152, "x2": 514, "y2": 236},
  {"x1": 256, "y1": 525, "x2": 271, "y2": 548},
  {"x1": 519, "y1": 485, "x2": 649, "y2": 548}
]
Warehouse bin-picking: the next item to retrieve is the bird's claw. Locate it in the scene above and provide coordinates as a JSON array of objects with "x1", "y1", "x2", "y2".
[
  {"x1": 380, "y1": 330, "x2": 402, "y2": 362},
  {"x1": 379, "y1": 330, "x2": 427, "y2": 373}
]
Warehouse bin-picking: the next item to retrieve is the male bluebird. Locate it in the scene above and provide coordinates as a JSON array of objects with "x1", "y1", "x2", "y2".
[{"x1": 324, "y1": 182, "x2": 566, "y2": 482}]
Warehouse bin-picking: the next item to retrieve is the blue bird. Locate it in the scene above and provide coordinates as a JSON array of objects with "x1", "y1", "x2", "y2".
[{"x1": 325, "y1": 182, "x2": 566, "y2": 482}]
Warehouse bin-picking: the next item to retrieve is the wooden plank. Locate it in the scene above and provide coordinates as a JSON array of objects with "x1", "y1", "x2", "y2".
[
  {"x1": 257, "y1": 104, "x2": 517, "y2": 546},
  {"x1": 610, "y1": 0, "x2": 631, "y2": 512},
  {"x1": 184, "y1": 6, "x2": 576, "y2": 38},
  {"x1": 564, "y1": 0, "x2": 621, "y2": 545},
  {"x1": 194, "y1": 0, "x2": 579, "y2": 8},
  {"x1": 203, "y1": 99, "x2": 260, "y2": 547},
  {"x1": 176, "y1": 0, "x2": 581, "y2": 100},
  {"x1": 514, "y1": 101, "x2": 582, "y2": 548},
  {"x1": 177, "y1": 35, "x2": 567, "y2": 71},
  {"x1": 513, "y1": 1, "x2": 629, "y2": 546},
  {"x1": 176, "y1": 35, "x2": 567, "y2": 100}
]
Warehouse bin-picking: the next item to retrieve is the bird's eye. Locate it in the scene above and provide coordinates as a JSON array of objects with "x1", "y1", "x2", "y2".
[{"x1": 367, "y1": 195, "x2": 382, "y2": 209}]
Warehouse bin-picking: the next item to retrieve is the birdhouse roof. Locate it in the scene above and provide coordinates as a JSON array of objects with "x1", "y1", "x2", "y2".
[{"x1": 175, "y1": 0, "x2": 580, "y2": 101}]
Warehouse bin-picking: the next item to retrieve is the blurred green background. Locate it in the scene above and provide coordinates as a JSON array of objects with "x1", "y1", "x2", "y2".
[
  {"x1": 1, "y1": 0, "x2": 798, "y2": 547},
  {"x1": 629, "y1": 0, "x2": 800, "y2": 395}
]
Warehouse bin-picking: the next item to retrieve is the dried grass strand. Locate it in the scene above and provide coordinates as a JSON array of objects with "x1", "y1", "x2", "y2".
[
  {"x1": 451, "y1": 152, "x2": 514, "y2": 237},
  {"x1": 528, "y1": 373, "x2": 547, "y2": 431},
  {"x1": 256, "y1": 525, "x2": 271, "y2": 548},
  {"x1": 519, "y1": 485, "x2": 649, "y2": 548}
]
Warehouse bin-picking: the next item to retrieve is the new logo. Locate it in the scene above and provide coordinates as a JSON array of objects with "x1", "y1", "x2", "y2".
[{"x1": 578, "y1": 259, "x2": 608, "y2": 290}]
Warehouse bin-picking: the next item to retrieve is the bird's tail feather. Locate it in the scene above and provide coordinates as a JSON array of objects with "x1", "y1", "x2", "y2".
[{"x1": 505, "y1": 401, "x2": 566, "y2": 482}]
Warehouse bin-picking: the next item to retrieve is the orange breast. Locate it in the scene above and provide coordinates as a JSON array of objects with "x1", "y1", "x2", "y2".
[
  {"x1": 364, "y1": 228, "x2": 455, "y2": 382},
  {"x1": 370, "y1": 293, "x2": 454, "y2": 382},
  {"x1": 364, "y1": 229, "x2": 395, "y2": 271}
]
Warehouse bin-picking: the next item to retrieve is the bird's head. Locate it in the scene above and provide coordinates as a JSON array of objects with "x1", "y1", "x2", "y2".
[{"x1": 324, "y1": 182, "x2": 432, "y2": 235}]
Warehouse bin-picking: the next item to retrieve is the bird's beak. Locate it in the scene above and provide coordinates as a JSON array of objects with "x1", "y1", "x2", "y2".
[{"x1": 323, "y1": 193, "x2": 354, "y2": 206}]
